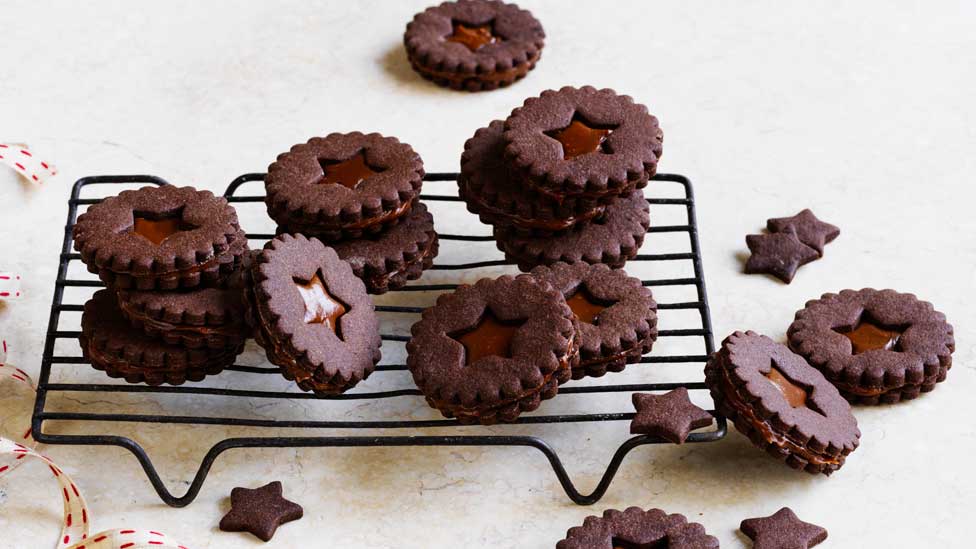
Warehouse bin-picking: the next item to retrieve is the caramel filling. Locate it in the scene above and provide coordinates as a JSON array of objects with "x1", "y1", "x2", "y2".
[
  {"x1": 294, "y1": 272, "x2": 348, "y2": 336},
  {"x1": 130, "y1": 209, "x2": 194, "y2": 245},
  {"x1": 544, "y1": 117, "x2": 617, "y2": 159},
  {"x1": 318, "y1": 151, "x2": 383, "y2": 189},
  {"x1": 452, "y1": 311, "x2": 526, "y2": 365},
  {"x1": 446, "y1": 21, "x2": 499, "y2": 52},
  {"x1": 835, "y1": 314, "x2": 904, "y2": 354},
  {"x1": 765, "y1": 362, "x2": 810, "y2": 408},
  {"x1": 565, "y1": 288, "x2": 610, "y2": 325}
]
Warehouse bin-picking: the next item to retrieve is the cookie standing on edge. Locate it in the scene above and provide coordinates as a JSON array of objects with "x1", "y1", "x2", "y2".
[
  {"x1": 529, "y1": 262, "x2": 656, "y2": 379},
  {"x1": 246, "y1": 234, "x2": 382, "y2": 394},
  {"x1": 788, "y1": 288, "x2": 954, "y2": 404},
  {"x1": 73, "y1": 185, "x2": 247, "y2": 290},
  {"x1": 330, "y1": 201, "x2": 439, "y2": 294},
  {"x1": 265, "y1": 132, "x2": 424, "y2": 241},
  {"x1": 404, "y1": 0, "x2": 545, "y2": 91},
  {"x1": 494, "y1": 189, "x2": 650, "y2": 271},
  {"x1": 407, "y1": 275, "x2": 579, "y2": 425},
  {"x1": 705, "y1": 331, "x2": 860, "y2": 475},
  {"x1": 81, "y1": 290, "x2": 242, "y2": 385},
  {"x1": 556, "y1": 507, "x2": 719, "y2": 549}
]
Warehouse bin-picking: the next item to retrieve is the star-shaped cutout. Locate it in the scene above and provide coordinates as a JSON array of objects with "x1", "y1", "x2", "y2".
[
  {"x1": 318, "y1": 150, "x2": 384, "y2": 189},
  {"x1": 744, "y1": 230, "x2": 819, "y2": 284},
  {"x1": 294, "y1": 272, "x2": 348, "y2": 335},
  {"x1": 451, "y1": 311, "x2": 526, "y2": 365},
  {"x1": 219, "y1": 481, "x2": 304, "y2": 542},
  {"x1": 766, "y1": 209, "x2": 840, "y2": 256},
  {"x1": 130, "y1": 209, "x2": 193, "y2": 245},
  {"x1": 545, "y1": 116, "x2": 617, "y2": 159},
  {"x1": 630, "y1": 387, "x2": 714, "y2": 444},
  {"x1": 740, "y1": 507, "x2": 827, "y2": 549},
  {"x1": 834, "y1": 312, "x2": 904, "y2": 354},
  {"x1": 446, "y1": 20, "x2": 499, "y2": 52}
]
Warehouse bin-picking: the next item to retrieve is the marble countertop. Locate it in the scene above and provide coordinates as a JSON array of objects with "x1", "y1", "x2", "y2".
[{"x1": 1, "y1": 1, "x2": 974, "y2": 547}]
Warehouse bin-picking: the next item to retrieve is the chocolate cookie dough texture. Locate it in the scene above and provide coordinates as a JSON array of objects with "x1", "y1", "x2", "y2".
[
  {"x1": 404, "y1": 0, "x2": 545, "y2": 91},
  {"x1": 557, "y1": 507, "x2": 719, "y2": 549},
  {"x1": 81, "y1": 290, "x2": 241, "y2": 385},
  {"x1": 459, "y1": 87, "x2": 661, "y2": 271},
  {"x1": 265, "y1": 132, "x2": 424, "y2": 241},
  {"x1": 705, "y1": 331, "x2": 860, "y2": 475},
  {"x1": 73, "y1": 185, "x2": 250, "y2": 385},
  {"x1": 245, "y1": 234, "x2": 382, "y2": 395},
  {"x1": 330, "y1": 202, "x2": 439, "y2": 295},
  {"x1": 73, "y1": 185, "x2": 247, "y2": 290},
  {"x1": 265, "y1": 132, "x2": 438, "y2": 292},
  {"x1": 406, "y1": 274, "x2": 579, "y2": 424},
  {"x1": 529, "y1": 262, "x2": 657, "y2": 379},
  {"x1": 788, "y1": 288, "x2": 954, "y2": 404}
]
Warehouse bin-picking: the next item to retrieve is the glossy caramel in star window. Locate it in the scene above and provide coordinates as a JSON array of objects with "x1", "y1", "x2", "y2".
[
  {"x1": 446, "y1": 22, "x2": 499, "y2": 52},
  {"x1": 544, "y1": 118, "x2": 616, "y2": 159},
  {"x1": 565, "y1": 289, "x2": 609, "y2": 325},
  {"x1": 838, "y1": 319, "x2": 903, "y2": 355},
  {"x1": 294, "y1": 273, "x2": 347, "y2": 335},
  {"x1": 131, "y1": 214, "x2": 185, "y2": 245},
  {"x1": 453, "y1": 311, "x2": 526, "y2": 365},
  {"x1": 765, "y1": 362, "x2": 809, "y2": 408},
  {"x1": 318, "y1": 152, "x2": 382, "y2": 189}
]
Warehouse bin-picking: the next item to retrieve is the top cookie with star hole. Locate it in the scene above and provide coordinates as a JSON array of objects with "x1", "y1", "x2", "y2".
[
  {"x1": 404, "y1": 0, "x2": 545, "y2": 92},
  {"x1": 503, "y1": 86, "x2": 663, "y2": 200},
  {"x1": 264, "y1": 132, "x2": 424, "y2": 242},
  {"x1": 72, "y1": 185, "x2": 247, "y2": 290}
]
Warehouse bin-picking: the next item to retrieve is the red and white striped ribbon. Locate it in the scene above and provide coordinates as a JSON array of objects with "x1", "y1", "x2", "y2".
[
  {"x1": 0, "y1": 272, "x2": 22, "y2": 300},
  {"x1": 0, "y1": 339, "x2": 38, "y2": 475},
  {"x1": 1, "y1": 341, "x2": 190, "y2": 548},
  {"x1": 0, "y1": 143, "x2": 57, "y2": 184}
]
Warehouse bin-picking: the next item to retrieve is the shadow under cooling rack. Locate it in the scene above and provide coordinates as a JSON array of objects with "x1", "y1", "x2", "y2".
[{"x1": 31, "y1": 171, "x2": 726, "y2": 507}]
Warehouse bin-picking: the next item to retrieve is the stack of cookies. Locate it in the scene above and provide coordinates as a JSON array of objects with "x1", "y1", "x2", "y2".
[
  {"x1": 458, "y1": 86, "x2": 662, "y2": 271},
  {"x1": 263, "y1": 132, "x2": 439, "y2": 294},
  {"x1": 406, "y1": 263, "x2": 658, "y2": 425},
  {"x1": 72, "y1": 185, "x2": 250, "y2": 385}
]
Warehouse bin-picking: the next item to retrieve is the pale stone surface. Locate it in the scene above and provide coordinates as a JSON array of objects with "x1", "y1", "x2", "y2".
[{"x1": 1, "y1": 1, "x2": 974, "y2": 547}]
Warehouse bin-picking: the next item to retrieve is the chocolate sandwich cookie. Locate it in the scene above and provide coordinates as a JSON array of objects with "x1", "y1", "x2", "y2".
[
  {"x1": 556, "y1": 507, "x2": 719, "y2": 549},
  {"x1": 504, "y1": 86, "x2": 663, "y2": 205},
  {"x1": 705, "y1": 331, "x2": 860, "y2": 475},
  {"x1": 73, "y1": 185, "x2": 247, "y2": 290},
  {"x1": 330, "y1": 201, "x2": 440, "y2": 294},
  {"x1": 788, "y1": 288, "x2": 954, "y2": 404},
  {"x1": 80, "y1": 290, "x2": 240, "y2": 385},
  {"x1": 247, "y1": 234, "x2": 382, "y2": 394},
  {"x1": 530, "y1": 262, "x2": 656, "y2": 379},
  {"x1": 116, "y1": 276, "x2": 248, "y2": 350},
  {"x1": 265, "y1": 132, "x2": 424, "y2": 241},
  {"x1": 404, "y1": 0, "x2": 545, "y2": 92},
  {"x1": 458, "y1": 121, "x2": 605, "y2": 235},
  {"x1": 494, "y1": 189, "x2": 650, "y2": 271},
  {"x1": 406, "y1": 274, "x2": 579, "y2": 424}
]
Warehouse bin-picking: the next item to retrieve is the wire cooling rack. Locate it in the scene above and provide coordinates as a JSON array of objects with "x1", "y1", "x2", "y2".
[{"x1": 31, "y1": 172, "x2": 725, "y2": 507}]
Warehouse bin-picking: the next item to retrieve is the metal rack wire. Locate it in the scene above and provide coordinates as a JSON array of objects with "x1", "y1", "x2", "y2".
[{"x1": 31, "y1": 172, "x2": 725, "y2": 508}]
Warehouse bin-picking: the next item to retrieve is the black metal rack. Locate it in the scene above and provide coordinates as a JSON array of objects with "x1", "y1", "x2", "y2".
[{"x1": 31, "y1": 172, "x2": 725, "y2": 508}]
